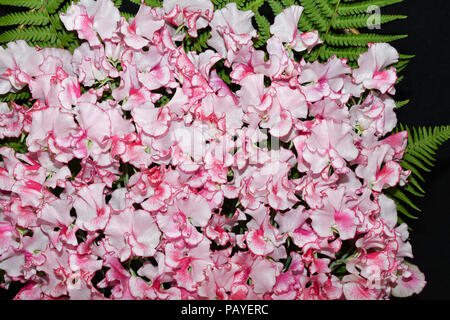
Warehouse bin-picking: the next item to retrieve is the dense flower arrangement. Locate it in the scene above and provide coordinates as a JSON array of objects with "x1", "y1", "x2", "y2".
[{"x1": 0, "y1": 0, "x2": 427, "y2": 300}]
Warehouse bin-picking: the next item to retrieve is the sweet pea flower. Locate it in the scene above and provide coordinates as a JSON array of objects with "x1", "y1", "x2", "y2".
[
  {"x1": 207, "y1": 3, "x2": 257, "y2": 65},
  {"x1": 309, "y1": 187, "x2": 358, "y2": 239},
  {"x1": 120, "y1": 4, "x2": 165, "y2": 50},
  {"x1": 353, "y1": 43, "x2": 399, "y2": 94},
  {"x1": 104, "y1": 208, "x2": 161, "y2": 261},
  {"x1": 72, "y1": 43, "x2": 119, "y2": 86},
  {"x1": 270, "y1": 5, "x2": 321, "y2": 53},
  {"x1": 294, "y1": 119, "x2": 359, "y2": 175},
  {"x1": 164, "y1": 238, "x2": 214, "y2": 291},
  {"x1": 0, "y1": 102, "x2": 25, "y2": 139},
  {"x1": 356, "y1": 141, "x2": 408, "y2": 192},
  {"x1": 163, "y1": 0, "x2": 214, "y2": 38},
  {"x1": 0, "y1": 40, "x2": 42, "y2": 94},
  {"x1": 350, "y1": 93, "x2": 397, "y2": 136},
  {"x1": 392, "y1": 262, "x2": 427, "y2": 298},
  {"x1": 299, "y1": 56, "x2": 352, "y2": 102},
  {"x1": 73, "y1": 183, "x2": 111, "y2": 231},
  {"x1": 60, "y1": 0, "x2": 121, "y2": 46}
]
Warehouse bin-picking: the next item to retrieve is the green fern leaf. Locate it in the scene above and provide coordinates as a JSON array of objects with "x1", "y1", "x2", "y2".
[
  {"x1": 393, "y1": 55, "x2": 413, "y2": 73},
  {"x1": 218, "y1": 68, "x2": 232, "y2": 85},
  {"x1": 0, "y1": 26, "x2": 58, "y2": 44},
  {"x1": 298, "y1": 11, "x2": 316, "y2": 32},
  {"x1": 0, "y1": 0, "x2": 43, "y2": 9},
  {"x1": 300, "y1": 0, "x2": 330, "y2": 32},
  {"x1": 387, "y1": 188, "x2": 422, "y2": 212},
  {"x1": 241, "y1": 0, "x2": 265, "y2": 11},
  {"x1": 0, "y1": 0, "x2": 81, "y2": 51},
  {"x1": 120, "y1": 11, "x2": 136, "y2": 20},
  {"x1": 130, "y1": 0, "x2": 162, "y2": 7},
  {"x1": 326, "y1": 32, "x2": 407, "y2": 47},
  {"x1": 395, "y1": 99, "x2": 410, "y2": 109},
  {"x1": 267, "y1": 0, "x2": 285, "y2": 15},
  {"x1": 113, "y1": 0, "x2": 123, "y2": 8},
  {"x1": 337, "y1": 0, "x2": 403, "y2": 15},
  {"x1": 402, "y1": 183, "x2": 425, "y2": 198},
  {"x1": 401, "y1": 160, "x2": 426, "y2": 183},
  {"x1": 0, "y1": 11, "x2": 50, "y2": 27},
  {"x1": 390, "y1": 124, "x2": 450, "y2": 218},
  {"x1": 332, "y1": 14, "x2": 406, "y2": 29},
  {"x1": 183, "y1": 29, "x2": 211, "y2": 52},
  {"x1": 212, "y1": 0, "x2": 232, "y2": 9},
  {"x1": 0, "y1": 91, "x2": 32, "y2": 103},
  {"x1": 318, "y1": 45, "x2": 367, "y2": 61},
  {"x1": 315, "y1": 0, "x2": 335, "y2": 18},
  {"x1": 281, "y1": 0, "x2": 296, "y2": 6},
  {"x1": 253, "y1": 11, "x2": 271, "y2": 48},
  {"x1": 234, "y1": 0, "x2": 247, "y2": 10},
  {"x1": 155, "y1": 95, "x2": 171, "y2": 108},
  {"x1": 390, "y1": 197, "x2": 419, "y2": 219},
  {"x1": 407, "y1": 175, "x2": 426, "y2": 194},
  {"x1": 46, "y1": 0, "x2": 67, "y2": 14}
]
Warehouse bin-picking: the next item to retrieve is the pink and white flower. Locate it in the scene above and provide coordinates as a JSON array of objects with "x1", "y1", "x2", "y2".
[
  {"x1": 353, "y1": 43, "x2": 399, "y2": 94},
  {"x1": 207, "y1": 2, "x2": 257, "y2": 65},
  {"x1": 270, "y1": 5, "x2": 321, "y2": 53},
  {"x1": 0, "y1": 0, "x2": 426, "y2": 301},
  {"x1": 60, "y1": 0, "x2": 121, "y2": 46},
  {"x1": 163, "y1": 0, "x2": 214, "y2": 38},
  {"x1": 73, "y1": 183, "x2": 111, "y2": 231}
]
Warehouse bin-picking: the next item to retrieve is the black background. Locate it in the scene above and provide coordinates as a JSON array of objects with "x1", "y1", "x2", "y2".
[{"x1": 0, "y1": 0, "x2": 449, "y2": 300}]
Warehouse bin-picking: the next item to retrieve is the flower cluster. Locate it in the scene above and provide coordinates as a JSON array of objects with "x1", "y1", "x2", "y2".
[{"x1": 0, "y1": 0, "x2": 426, "y2": 300}]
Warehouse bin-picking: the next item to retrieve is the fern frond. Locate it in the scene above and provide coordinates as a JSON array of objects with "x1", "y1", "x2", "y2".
[
  {"x1": 318, "y1": 45, "x2": 367, "y2": 61},
  {"x1": 120, "y1": 12, "x2": 136, "y2": 20},
  {"x1": 0, "y1": 11, "x2": 50, "y2": 27},
  {"x1": 395, "y1": 99, "x2": 410, "y2": 109},
  {"x1": 217, "y1": 68, "x2": 232, "y2": 85},
  {"x1": 129, "y1": 0, "x2": 162, "y2": 7},
  {"x1": 1, "y1": 139, "x2": 28, "y2": 154},
  {"x1": 234, "y1": 0, "x2": 247, "y2": 10},
  {"x1": 212, "y1": 0, "x2": 232, "y2": 9},
  {"x1": 0, "y1": 0, "x2": 81, "y2": 51},
  {"x1": 253, "y1": 11, "x2": 271, "y2": 48},
  {"x1": 392, "y1": 54, "x2": 414, "y2": 73},
  {"x1": 315, "y1": 0, "x2": 335, "y2": 18},
  {"x1": 326, "y1": 32, "x2": 406, "y2": 47},
  {"x1": 300, "y1": 0, "x2": 330, "y2": 32},
  {"x1": 155, "y1": 95, "x2": 171, "y2": 108},
  {"x1": 0, "y1": 26, "x2": 58, "y2": 44},
  {"x1": 390, "y1": 124, "x2": 450, "y2": 218},
  {"x1": 0, "y1": 0, "x2": 43, "y2": 9},
  {"x1": 281, "y1": 0, "x2": 296, "y2": 6},
  {"x1": 46, "y1": 0, "x2": 67, "y2": 14},
  {"x1": 332, "y1": 14, "x2": 406, "y2": 29},
  {"x1": 399, "y1": 54, "x2": 415, "y2": 60},
  {"x1": 388, "y1": 188, "x2": 422, "y2": 212},
  {"x1": 298, "y1": 11, "x2": 316, "y2": 32},
  {"x1": 0, "y1": 91, "x2": 32, "y2": 103},
  {"x1": 267, "y1": 0, "x2": 284, "y2": 15},
  {"x1": 337, "y1": 0, "x2": 403, "y2": 15},
  {"x1": 183, "y1": 29, "x2": 211, "y2": 52},
  {"x1": 242, "y1": 0, "x2": 265, "y2": 11},
  {"x1": 144, "y1": 0, "x2": 162, "y2": 6},
  {"x1": 113, "y1": 0, "x2": 123, "y2": 8},
  {"x1": 389, "y1": 196, "x2": 419, "y2": 220}
]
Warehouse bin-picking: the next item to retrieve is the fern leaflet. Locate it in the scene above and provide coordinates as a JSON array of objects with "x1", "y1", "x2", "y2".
[
  {"x1": 388, "y1": 125, "x2": 450, "y2": 219},
  {"x1": 0, "y1": 0, "x2": 81, "y2": 51}
]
